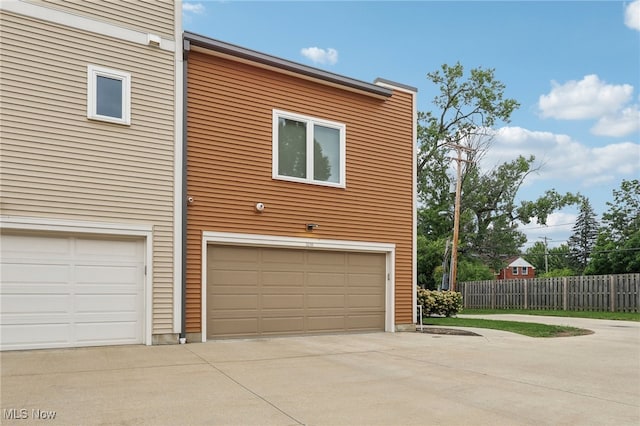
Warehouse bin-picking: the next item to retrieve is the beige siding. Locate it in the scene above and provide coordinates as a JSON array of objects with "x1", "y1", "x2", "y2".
[
  {"x1": 0, "y1": 11, "x2": 176, "y2": 334},
  {"x1": 30, "y1": 0, "x2": 175, "y2": 38},
  {"x1": 186, "y1": 52, "x2": 415, "y2": 331}
]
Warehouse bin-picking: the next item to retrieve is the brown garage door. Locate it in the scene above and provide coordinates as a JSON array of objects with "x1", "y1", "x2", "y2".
[{"x1": 207, "y1": 245, "x2": 386, "y2": 338}]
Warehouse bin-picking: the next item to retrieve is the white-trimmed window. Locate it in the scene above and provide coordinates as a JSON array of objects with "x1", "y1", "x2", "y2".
[
  {"x1": 522, "y1": 266, "x2": 528, "y2": 275},
  {"x1": 87, "y1": 65, "x2": 131, "y2": 125},
  {"x1": 512, "y1": 267, "x2": 519, "y2": 275},
  {"x1": 272, "y1": 110, "x2": 345, "y2": 187}
]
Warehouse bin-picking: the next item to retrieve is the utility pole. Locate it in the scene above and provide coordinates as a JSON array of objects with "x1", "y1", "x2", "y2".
[
  {"x1": 539, "y1": 236, "x2": 550, "y2": 274},
  {"x1": 446, "y1": 142, "x2": 475, "y2": 292}
]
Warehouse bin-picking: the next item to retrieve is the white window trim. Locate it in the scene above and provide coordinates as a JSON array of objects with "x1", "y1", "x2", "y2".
[
  {"x1": 512, "y1": 267, "x2": 519, "y2": 275},
  {"x1": 272, "y1": 109, "x2": 346, "y2": 188},
  {"x1": 522, "y1": 266, "x2": 528, "y2": 275},
  {"x1": 87, "y1": 65, "x2": 131, "y2": 125}
]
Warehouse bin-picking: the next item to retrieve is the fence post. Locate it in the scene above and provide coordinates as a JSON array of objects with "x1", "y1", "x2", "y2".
[
  {"x1": 491, "y1": 281, "x2": 496, "y2": 309},
  {"x1": 524, "y1": 279, "x2": 528, "y2": 310},
  {"x1": 563, "y1": 277, "x2": 568, "y2": 311},
  {"x1": 610, "y1": 275, "x2": 616, "y2": 312}
]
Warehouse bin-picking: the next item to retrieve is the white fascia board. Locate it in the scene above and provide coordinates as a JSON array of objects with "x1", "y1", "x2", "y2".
[{"x1": 1, "y1": 0, "x2": 175, "y2": 52}]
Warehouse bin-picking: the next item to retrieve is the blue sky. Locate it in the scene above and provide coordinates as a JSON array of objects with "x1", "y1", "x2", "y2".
[{"x1": 183, "y1": 0, "x2": 640, "y2": 249}]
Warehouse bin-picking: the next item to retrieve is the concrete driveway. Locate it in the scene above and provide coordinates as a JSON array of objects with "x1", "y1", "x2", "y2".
[{"x1": 2, "y1": 316, "x2": 639, "y2": 425}]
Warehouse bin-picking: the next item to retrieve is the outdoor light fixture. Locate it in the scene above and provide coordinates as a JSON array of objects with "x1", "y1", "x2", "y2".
[{"x1": 306, "y1": 223, "x2": 319, "y2": 231}]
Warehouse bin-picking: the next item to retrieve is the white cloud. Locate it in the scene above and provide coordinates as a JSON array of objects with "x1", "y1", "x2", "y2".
[
  {"x1": 538, "y1": 75, "x2": 633, "y2": 120},
  {"x1": 625, "y1": 0, "x2": 640, "y2": 31},
  {"x1": 183, "y1": 2, "x2": 205, "y2": 15},
  {"x1": 483, "y1": 126, "x2": 640, "y2": 188},
  {"x1": 591, "y1": 105, "x2": 640, "y2": 137},
  {"x1": 520, "y1": 212, "x2": 578, "y2": 249},
  {"x1": 300, "y1": 47, "x2": 338, "y2": 65}
]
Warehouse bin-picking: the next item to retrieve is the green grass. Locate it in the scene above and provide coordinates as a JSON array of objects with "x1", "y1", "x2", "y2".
[
  {"x1": 422, "y1": 317, "x2": 592, "y2": 338},
  {"x1": 460, "y1": 309, "x2": 640, "y2": 322}
]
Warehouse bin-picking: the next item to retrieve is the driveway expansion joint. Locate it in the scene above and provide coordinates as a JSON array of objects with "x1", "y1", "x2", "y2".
[{"x1": 185, "y1": 345, "x2": 305, "y2": 425}]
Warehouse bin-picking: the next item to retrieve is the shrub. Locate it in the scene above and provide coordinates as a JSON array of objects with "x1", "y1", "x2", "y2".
[{"x1": 417, "y1": 289, "x2": 463, "y2": 317}]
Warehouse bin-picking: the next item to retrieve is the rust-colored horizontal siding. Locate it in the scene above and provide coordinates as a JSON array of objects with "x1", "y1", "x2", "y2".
[
  {"x1": 186, "y1": 51, "x2": 414, "y2": 331},
  {"x1": 0, "y1": 11, "x2": 176, "y2": 333}
]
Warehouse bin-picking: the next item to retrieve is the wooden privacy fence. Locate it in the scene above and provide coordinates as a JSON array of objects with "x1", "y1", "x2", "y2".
[{"x1": 458, "y1": 273, "x2": 639, "y2": 312}]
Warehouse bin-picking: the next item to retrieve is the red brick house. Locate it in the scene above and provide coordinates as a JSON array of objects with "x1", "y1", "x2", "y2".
[{"x1": 497, "y1": 257, "x2": 536, "y2": 280}]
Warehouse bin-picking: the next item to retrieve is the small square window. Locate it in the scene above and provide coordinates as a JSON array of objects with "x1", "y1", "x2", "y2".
[
  {"x1": 512, "y1": 267, "x2": 519, "y2": 275},
  {"x1": 273, "y1": 110, "x2": 345, "y2": 187},
  {"x1": 87, "y1": 65, "x2": 131, "y2": 125}
]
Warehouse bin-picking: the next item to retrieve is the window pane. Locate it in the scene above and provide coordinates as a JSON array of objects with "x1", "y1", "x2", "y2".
[
  {"x1": 96, "y1": 75, "x2": 123, "y2": 118},
  {"x1": 313, "y1": 125, "x2": 340, "y2": 183},
  {"x1": 278, "y1": 118, "x2": 307, "y2": 178}
]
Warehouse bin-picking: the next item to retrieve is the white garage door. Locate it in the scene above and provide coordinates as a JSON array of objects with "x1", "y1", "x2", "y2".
[{"x1": 1, "y1": 232, "x2": 145, "y2": 351}]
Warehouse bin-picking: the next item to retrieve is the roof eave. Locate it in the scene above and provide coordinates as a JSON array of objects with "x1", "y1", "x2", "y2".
[{"x1": 184, "y1": 31, "x2": 394, "y2": 99}]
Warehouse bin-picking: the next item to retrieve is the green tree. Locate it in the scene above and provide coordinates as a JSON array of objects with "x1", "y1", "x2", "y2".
[
  {"x1": 417, "y1": 235, "x2": 448, "y2": 290},
  {"x1": 525, "y1": 242, "x2": 575, "y2": 275},
  {"x1": 448, "y1": 155, "x2": 578, "y2": 270},
  {"x1": 586, "y1": 179, "x2": 640, "y2": 274},
  {"x1": 539, "y1": 268, "x2": 574, "y2": 278},
  {"x1": 415, "y1": 62, "x2": 580, "y2": 283},
  {"x1": 457, "y1": 258, "x2": 495, "y2": 282},
  {"x1": 417, "y1": 62, "x2": 520, "y2": 204},
  {"x1": 567, "y1": 198, "x2": 599, "y2": 273}
]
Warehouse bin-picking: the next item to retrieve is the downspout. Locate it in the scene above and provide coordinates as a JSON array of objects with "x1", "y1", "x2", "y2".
[{"x1": 180, "y1": 38, "x2": 190, "y2": 342}]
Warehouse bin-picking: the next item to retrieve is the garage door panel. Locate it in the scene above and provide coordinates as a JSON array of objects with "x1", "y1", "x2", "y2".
[
  {"x1": 1, "y1": 234, "x2": 71, "y2": 256},
  {"x1": 2, "y1": 263, "x2": 71, "y2": 283},
  {"x1": 307, "y1": 294, "x2": 345, "y2": 308},
  {"x1": 74, "y1": 311, "x2": 140, "y2": 323},
  {"x1": 348, "y1": 294, "x2": 385, "y2": 308},
  {"x1": 1, "y1": 312, "x2": 72, "y2": 325},
  {"x1": 75, "y1": 238, "x2": 142, "y2": 259},
  {"x1": 2, "y1": 323, "x2": 71, "y2": 347},
  {"x1": 262, "y1": 294, "x2": 304, "y2": 309},
  {"x1": 209, "y1": 294, "x2": 258, "y2": 310},
  {"x1": 348, "y1": 274, "x2": 385, "y2": 286},
  {"x1": 207, "y1": 246, "x2": 385, "y2": 338},
  {"x1": 1, "y1": 233, "x2": 144, "y2": 350},
  {"x1": 262, "y1": 271, "x2": 304, "y2": 286},
  {"x1": 262, "y1": 317, "x2": 304, "y2": 333},
  {"x1": 75, "y1": 265, "x2": 141, "y2": 285},
  {"x1": 211, "y1": 246, "x2": 260, "y2": 262},
  {"x1": 209, "y1": 318, "x2": 258, "y2": 336},
  {"x1": 307, "y1": 272, "x2": 345, "y2": 286},
  {"x1": 75, "y1": 322, "x2": 140, "y2": 344},
  {"x1": 74, "y1": 294, "x2": 139, "y2": 312},
  {"x1": 210, "y1": 270, "x2": 259, "y2": 286},
  {"x1": 307, "y1": 316, "x2": 345, "y2": 332},
  {"x1": 2, "y1": 294, "x2": 70, "y2": 314},
  {"x1": 262, "y1": 249, "x2": 304, "y2": 264},
  {"x1": 307, "y1": 251, "x2": 345, "y2": 265},
  {"x1": 347, "y1": 314, "x2": 385, "y2": 329},
  {"x1": 348, "y1": 252, "x2": 386, "y2": 267}
]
